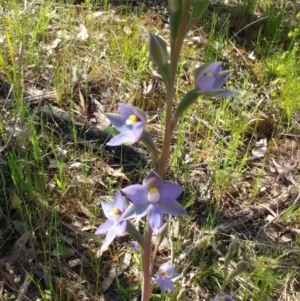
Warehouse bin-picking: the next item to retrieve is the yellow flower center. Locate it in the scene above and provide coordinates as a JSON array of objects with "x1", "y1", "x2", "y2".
[
  {"x1": 126, "y1": 114, "x2": 140, "y2": 125},
  {"x1": 148, "y1": 187, "x2": 160, "y2": 203},
  {"x1": 111, "y1": 208, "x2": 122, "y2": 216},
  {"x1": 205, "y1": 71, "x2": 213, "y2": 77},
  {"x1": 159, "y1": 270, "x2": 168, "y2": 280}
]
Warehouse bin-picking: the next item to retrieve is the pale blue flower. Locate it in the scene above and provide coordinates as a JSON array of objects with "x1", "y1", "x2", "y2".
[
  {"x1": 213, "y1": 292, "x2": 233, "y2": 301},
  {"x1": 95, "y1": 190, "x2": 127, "y2": 252},
  {"x1": 105, "y1": 103, "x2": 147, "y2": 146},
  {"x1": 129, "y1": 241, "x2": 141, "y2": 251},
  {"x1": 156, "y1": 265, "x2": 179, "y2": 294},
  {"x1": 121, "y1": 171, "x2": 187, "y2": 231},
  {"x1": 195, "y1": 62, "x2": 234, "y2": 98}
]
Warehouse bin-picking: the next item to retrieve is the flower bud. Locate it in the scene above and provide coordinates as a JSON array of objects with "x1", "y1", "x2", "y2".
[
  {"x1": 189, "y1": 0, "x2": 209, "y2": 23},
  {"x1": 225, "y1": 240, "x2": 239, "y2": 263},
  {"x1": 227, "y1": 261, "x2": 248, "y2": 282},
  {"x1": 149, "y1": 33, "x2": 168, "y2": 66}
]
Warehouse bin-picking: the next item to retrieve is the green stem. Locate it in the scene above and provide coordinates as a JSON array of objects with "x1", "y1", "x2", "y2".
[
  {"x1": 142, "y1": 2, "x2": 193, "y2": 299},
  {"x1": 141, "y1": 225, "x2": 153, "y2": 301},
  {"x1": 157, "y1": 0, "x2": 192, "y2": 175}
]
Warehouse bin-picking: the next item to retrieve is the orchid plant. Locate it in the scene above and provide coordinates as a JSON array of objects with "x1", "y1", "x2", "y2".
[{"x1": 96, "y1": 0, "x2": 244, "y2": 300}]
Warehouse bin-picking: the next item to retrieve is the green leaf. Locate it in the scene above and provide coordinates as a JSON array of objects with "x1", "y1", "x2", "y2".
[
  {"x1": 174, "y1": 89, "x2": 200, "y2": 122},
  {"x1": 126, "y1": 221, "x2": 145, "y2": 248}
]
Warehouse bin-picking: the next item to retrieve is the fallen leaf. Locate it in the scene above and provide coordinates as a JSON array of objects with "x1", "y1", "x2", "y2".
[
  {"x1": 251, "y1": 138, "x2": 267, "y2": 159},
  {"x1": 77, "y1": 24, "x2": 89, "y2": 41},
  {"x1": 0, "y1": 231, "x2": 32, "y2": 264}
]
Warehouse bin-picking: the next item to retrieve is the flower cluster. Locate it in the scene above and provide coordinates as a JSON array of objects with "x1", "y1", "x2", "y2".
[{"x1": 95, "y1": 2, "x2": 235, "y2": 297}]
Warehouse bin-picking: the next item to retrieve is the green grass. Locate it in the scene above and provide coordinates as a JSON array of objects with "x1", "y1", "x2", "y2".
[{"x1": 0, "y1": 0, "x2": 300, "y2": 300}]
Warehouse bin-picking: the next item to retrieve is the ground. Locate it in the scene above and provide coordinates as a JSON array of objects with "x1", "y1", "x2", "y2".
[{"x1": 0, "y1": 0, "x2": 300, "y2": 300}]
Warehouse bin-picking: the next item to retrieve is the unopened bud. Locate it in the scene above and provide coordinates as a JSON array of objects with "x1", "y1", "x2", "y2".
[
  {"x1": 189, "y1": 0, "x2": 209, "y2": 22},
  {"x1": 149, "y1": 33, "x2": 168, "y2": 66},
  {"x1": 225, "y1": 240, "x2": 239, "y2": 263},
  {"x1": 227, "y1": 261, "x2": 248, "y2": 282}
]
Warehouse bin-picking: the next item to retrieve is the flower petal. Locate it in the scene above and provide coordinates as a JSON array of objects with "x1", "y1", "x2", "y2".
[
  {"x1": 121, "y1": 203, "x2": 149, "y2": 220},
  {"x1": 213, "y1": 71, "x2": 231, "y2": 89},
  {"x1": 122, "y1": 184, "x2": 148, "y2": 204},
  {"x1": 160, "y1": 200, "x2": 187, "y2": 216},
  {"x1": 160, "y1": 183, "x2": 183, "y2": 203},
  {"x1": 105, "y1": 113, "x2": 127, "y2": 132},
  {"x1": 208, "y1": 61, "x2": 222, "y2": 77},
  {"x1": 156, "y1": 276, "x2": 167, "y2": 294},
  {"x1": 216, "y1": 89, "x2": 234, "y2": 98},
  {"x1": 114, "y1": 190, "x2": 127, "y2": 213},
  {"x1": 164, "y1": 265, "x2": 175, "y2": 275},
  {"x1": 169, "y1": 272, "x2": 180, "y2": 281},
  {"x1": 164, "y1": 278, "x2": 175, "y2": 291},
  {"x1": 95, "y1": 219, "x2": 114, "y2": 235},
  {"x1": 132, "y1": 121, "x2": 145, "y2": 140},
  {"x1": 106, "y1": 131, "x2": 138, "y2": 146},
  {"x1": 101, "y1": 202, "x2": 115, "y2": 220},
  {"x1": 115, "y1": 220, "x2": 127, "y2": 236},
  {"x1": 148, "y1": 203, "x2": 163, "y2": 231},
  {"x1": 119, "y1": 103, "x2": 135, "y2": 120},
  {"x1": 194, "y1": 63, "x2": 213, "y2": 81},
  {"x1": 131, "y1": 105, "x2": 147, "y2": 124},
  {"x1": 100, "y1": 227, "x2": 117, "y2": 252},
  {"x1": 143, "y1": 171, "x2": 164, "y2": 190},
  {"x1": 196, "y1": 75, "x2": 215, "y2": 91}
]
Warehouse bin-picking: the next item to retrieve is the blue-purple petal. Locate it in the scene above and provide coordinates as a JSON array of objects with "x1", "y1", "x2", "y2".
[
  {"x1": 101, "y1": 202, "x2": 115, "y2": 220},
  {"x1": 105, "y1": 113, "x2": 128, "y2": 132},
  {"x1": 119, "y1": 103, "x2": 135, "y2": 120},
  {"x1": 143, "y1": 171, "x2": 164, "y2": 190},
  {"x1": 160, "y1": 200, "x2": 187, "y2": 216},
  {"x1": 208, "y1": 61, "x2": 222, "y2": 77},
  {"x1": 115, "y1": 220, "x2": 127, "y2": 236},
  {"x1": 121, "y1": 203, "x2": 149, "y2": 220},
  {"x1": 95, "y1": 219, "x2": 114, "y2": 235},
  {"x1": 164, "y1": 265, "x2": 175, "y2": 275},
  {"x1": 132, "y1": 121, "x2": 145, "y2": 140},
  {"x1": 197, "y1": 75, "x2": 215, "y2": 91},
  {"x1": 114, "y1": 190, "x2": 127, "y2": 213},
  {"x1": 214, "y1": 71, "x2": 231, "y2": 89},
  {"x1": 131, "y1": 105, "x2": 147, "y2": 124},
  {"x1": 160, "y1": 183, "x2": 183, "y2": 203},
  {"x1": 122, "y1": 184, "x2": 148, "y2": 204},
  {"x1": 194, "y1": 63, "x2": 213, "y2": 81},
  {"x1": 148, "y1": 203, "x2": 163, "y2": 231},
  {"x1": 106, "y1": 131, "x2": 138, "y2": 146},
  {"x1": 216, "y1": 89, "x2": 234, "y2": 98},
  {"x1": 100, "y1": 227, "x2": 117, "y2": 251},
  {"x1": 156, "y1": 276, "x2": 167, "y2": 293}
]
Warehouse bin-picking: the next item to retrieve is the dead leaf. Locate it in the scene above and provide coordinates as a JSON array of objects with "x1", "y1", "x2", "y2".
[
  {"x1": 251, "y1": 138, "x2": 267, "y2": 159},
  {"x1": 78, "y1": 86, "x2": 86, "y2": 114},
  {"x1": 280, "y1": 232, "x2": 293, "y2": 243},
  {"x1": 77, "y1": 24, "x2": 89, "y2": 41},
  {"x1": 248, "y1": 50, "x2": 256, "y2": 60},
  {"x1": 0, "y1": 231, "x2": 32, "y2": 264},
  {"x1": 16, "y1": 275, "x2": 31, "y2": 301}
]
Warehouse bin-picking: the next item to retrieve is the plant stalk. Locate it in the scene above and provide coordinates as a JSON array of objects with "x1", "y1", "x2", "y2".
[{"x1": 142, "y1": 3, "x2": 193, "y2": 299}]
